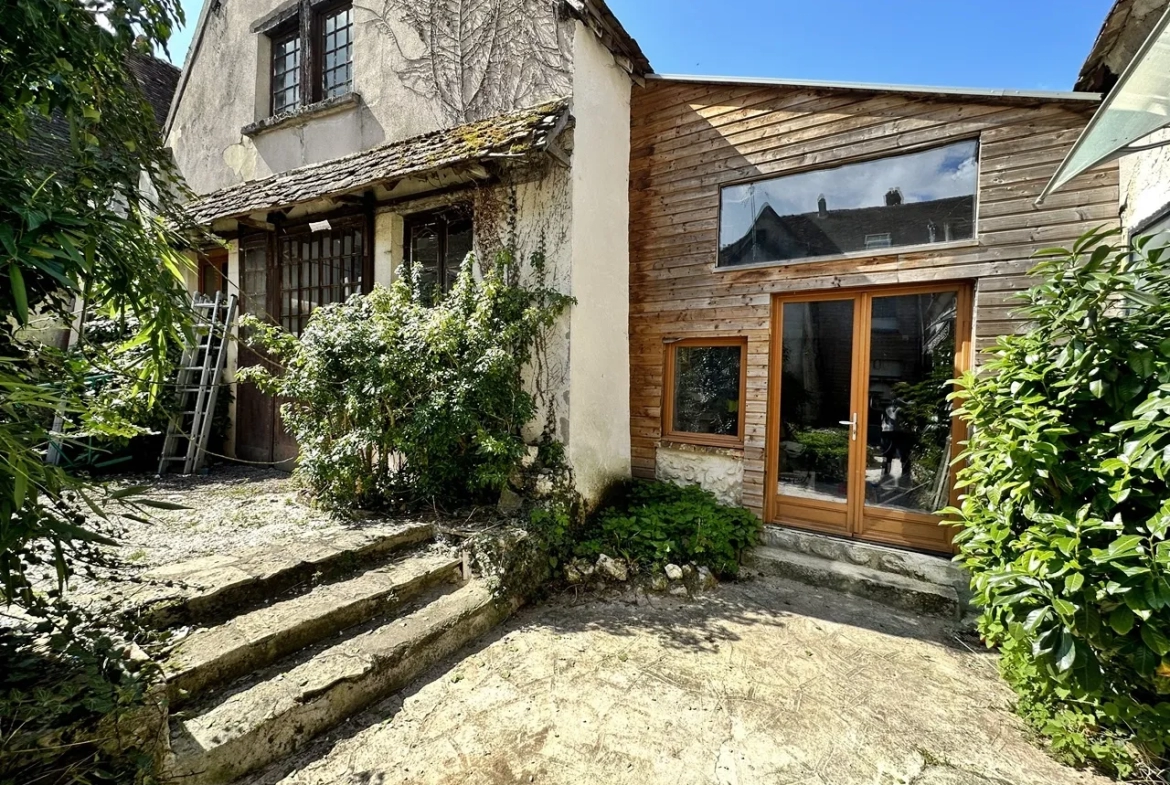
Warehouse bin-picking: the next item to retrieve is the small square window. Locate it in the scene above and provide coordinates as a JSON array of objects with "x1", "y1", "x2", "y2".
[{"x1": 664, "y1": 338, "x2": 747, "y2": 446}]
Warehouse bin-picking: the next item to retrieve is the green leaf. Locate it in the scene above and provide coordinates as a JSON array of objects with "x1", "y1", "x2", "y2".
[
  {"x1": 8, "y1": 263, "x2": 27, "y2": 326},
  {"x1": 1065, "y1": 573, "x2": 1084, "y2": 593},
  {"x1": 1110, "y1": 605, "x2": 1136, "y2": 635},
  {"x1": 1055, "y1": 630, "x2": 1076, "y2": 672},
  {"x1": 1142, "y1": 624, "x2": 1170, "y2": 656}
]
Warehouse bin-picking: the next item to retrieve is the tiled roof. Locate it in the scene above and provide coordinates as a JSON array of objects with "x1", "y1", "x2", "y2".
[
  {"x1": 24, "y1": 53, "x2": 180, "y2": 174},
  {"x1": 1075, "y1": 0, "x2": 1167, "y2": 93},
  {"x1": 188, "y1": 98, "x2": 571, "y2": 224},
  {"x1": 126, "y1": 53, "x2": 182, "y2": 130}
]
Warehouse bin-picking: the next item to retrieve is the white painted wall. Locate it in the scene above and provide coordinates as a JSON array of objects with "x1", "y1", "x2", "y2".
[
  {"x1": 565, "y1": 22, "x2": 632, "y2": 502},
  {"x1": 169, "y1": 0, "x2": 575, "y2": 195},
  {"x1": 1120, "y1": 127, "x2": 1170, "y2": 233}
]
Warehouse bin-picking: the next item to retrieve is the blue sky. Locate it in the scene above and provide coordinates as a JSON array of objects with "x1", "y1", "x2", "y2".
[{"x1": 166, "y1": 0, "x2": 1113, "y2": 91}]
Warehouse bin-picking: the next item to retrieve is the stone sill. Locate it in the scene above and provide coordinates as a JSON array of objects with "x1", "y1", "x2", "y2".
[
  {"x1": 242, "y1": 92, "x2": 363, "y2": 137},
  {"x1": 658, "y1": 440, "x2": 745, "y2": 458}
]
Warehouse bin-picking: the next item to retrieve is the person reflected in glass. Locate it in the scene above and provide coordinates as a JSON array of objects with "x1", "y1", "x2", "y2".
[{"x1": 880, "y1": 396, "x2": 914, "y2": 488}]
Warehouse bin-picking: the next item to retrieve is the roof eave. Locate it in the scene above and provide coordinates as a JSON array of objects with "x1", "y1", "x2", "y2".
[{"x1": 647, "y1": 73, "x2": 1101, "y2": 107}]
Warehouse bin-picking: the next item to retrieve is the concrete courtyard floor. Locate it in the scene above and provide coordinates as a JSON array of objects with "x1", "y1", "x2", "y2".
[{"x1": 243, "y1": 575, "x2": 1109, "y2": 785}]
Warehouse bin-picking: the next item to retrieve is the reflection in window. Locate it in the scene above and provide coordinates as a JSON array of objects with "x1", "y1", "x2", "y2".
[
  {"x1": 864, "y1": 291, "x2": 958, "y2": 515},
  {"x1": 405, "y1": 206, "x2": 474, "y2": 304},
  {"x1": 719, "y1": 140, "x2": 978, "y2": 266},
  {"x1": 669, "y1": 342, "x2": 744, "y2": 440}
]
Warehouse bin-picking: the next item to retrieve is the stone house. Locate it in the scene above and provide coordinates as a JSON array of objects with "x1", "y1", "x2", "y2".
[{"x1": 167, "y1": 0, "x2": 1120, "y2": 559}]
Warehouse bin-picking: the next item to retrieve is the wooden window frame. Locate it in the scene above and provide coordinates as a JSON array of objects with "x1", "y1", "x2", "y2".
[
  {"x1": 269, "y1": 22, "x2": 302, "y2": 115},
  {"x1": 403, "y1": 204, "x2": 474, "y2": 297},
  {"x1": 661, "y1": 336, "x2": 748, "y2": 449},
  {"x1": 198, "y1": 249, "x2": 229, "y2": 298},
  {"x1": 267, "y1": 0, "x2": 354, "y2": 117},
  {"x1": 314, "y1": 0, "x2": 354, "y2": 100}
]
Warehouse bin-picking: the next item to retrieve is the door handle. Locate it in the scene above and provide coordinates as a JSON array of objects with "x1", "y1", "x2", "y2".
[{"x1": 839, "y1": 413, "x2": 858, "y2": 441}]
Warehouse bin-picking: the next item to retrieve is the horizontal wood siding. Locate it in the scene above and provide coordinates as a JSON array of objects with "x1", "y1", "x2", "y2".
[{"x1": 629, "y1": 81, "x2": 1119, "y2": 517}]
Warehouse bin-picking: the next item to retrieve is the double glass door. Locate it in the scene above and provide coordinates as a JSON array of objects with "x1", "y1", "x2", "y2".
[{"x1": 767, "y1": 285, "x2": 971, "y2": 553}]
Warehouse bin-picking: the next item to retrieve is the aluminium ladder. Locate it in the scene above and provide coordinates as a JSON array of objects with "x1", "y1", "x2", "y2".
[{"x1": 158, "y1": 292, "x2": 238, "y2": 475}]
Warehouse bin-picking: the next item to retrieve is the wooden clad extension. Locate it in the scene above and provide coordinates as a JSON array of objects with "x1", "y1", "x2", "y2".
[{"x1": 628, "y1": 78, "x2": 1120, "y2": 521}]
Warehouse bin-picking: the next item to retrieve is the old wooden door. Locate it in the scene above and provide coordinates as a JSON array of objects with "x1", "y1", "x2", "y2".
[
  {"x1": 234, "y1": 218, "x2": 370, "y2": 467},
  {"x1": 766, "y1": 283, "x2": 972, "y2": 554}
]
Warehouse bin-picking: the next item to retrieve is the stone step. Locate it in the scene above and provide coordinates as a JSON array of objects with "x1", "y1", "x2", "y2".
[
  {"x1": 747, "y1": 545, "x2": 962, "y2": 619},
  {"x1": 760, "y1": 525, "x2": 969, "y2": 596},
  {"x1": 164, "y1": 552, "x2": 464, "y2": 708},
  {"x1": 166, "y1": 581, "x2": 515, "y2": 785},
  {"x1": 131, "y1": 522, "x2": 435, "y2": 628}
]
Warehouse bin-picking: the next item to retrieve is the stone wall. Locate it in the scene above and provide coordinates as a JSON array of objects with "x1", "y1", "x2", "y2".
[{"x1": 655, "y1": 445, "x2": 744, "y2": 507}]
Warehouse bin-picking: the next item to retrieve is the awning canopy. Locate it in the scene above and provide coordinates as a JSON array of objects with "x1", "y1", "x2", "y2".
[{"x1": 1041, "y1": 5, "x2": 1170, "y2": 201}]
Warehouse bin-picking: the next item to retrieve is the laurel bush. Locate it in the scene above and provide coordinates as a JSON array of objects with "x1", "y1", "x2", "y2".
[{"x1": 948, "y1": 228, "x2": 1170, "y2": 779}]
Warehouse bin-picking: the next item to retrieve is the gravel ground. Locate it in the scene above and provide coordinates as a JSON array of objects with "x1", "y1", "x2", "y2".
[
  {"x1": 104, "y1": 466, "x2": 355, "y2": 572},
  {"x1": 58, "y1": 466, "x2": 384, "y2": 598}
]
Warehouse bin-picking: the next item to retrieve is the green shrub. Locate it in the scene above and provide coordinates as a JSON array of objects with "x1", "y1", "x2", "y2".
[
  {"x1": 241, "y1": 248, "x2": 572, "y2": 510},
  {"x1": 579, "y1": 480, "x2": 761, "y2": 577},
  {"x1": 947, "y1": 228, "x2": 1170, "y2": 778}
]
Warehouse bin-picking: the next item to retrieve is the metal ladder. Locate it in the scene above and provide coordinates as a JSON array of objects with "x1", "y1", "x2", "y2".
[{"x1": 158, "y1": 292, "x2": 238, "y2": 475}]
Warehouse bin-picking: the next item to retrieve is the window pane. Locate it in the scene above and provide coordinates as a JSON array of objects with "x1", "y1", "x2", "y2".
[
  {"x1": 277, "y1": 223, "x2": 364, "y2": 336},
  {"x1": 409, "y1": 226, "x2": 440, "y2": 302},
  {"x1": 444, "y1": 218, "x2": 473, "y2": 285},
  {"x1": 719, "y1": 140, "x2": 978, "y2": 266},
  {"x1": 777, "y1": 300, "x2": 854, "y2": 503},
  {"x1": 320, "y1": 6, "x2": 353, "y2": 98},
  {"x1": 864, "y1": 291, "x2": 958, "y2": 515},
  {"x1": 271, "y1": 33, "x2": 301, "y2": 114},
  {"x1": 671, "y1": 345, "x2": 742, "y2": 437}
]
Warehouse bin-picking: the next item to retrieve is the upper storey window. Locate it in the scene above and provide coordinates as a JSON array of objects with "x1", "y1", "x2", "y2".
[
  {"x1": 718, "y1": 140, "x2": 979, "y2": 267},
  {"x1": 271, "y1": 29, "x2": 301, "y2": 114},
  {"x1": 319, "y1": 4, "x2": 354, "y2": 98},
  {"x1": 266, "y1": 1, "x2": 354, "y2": 117}
]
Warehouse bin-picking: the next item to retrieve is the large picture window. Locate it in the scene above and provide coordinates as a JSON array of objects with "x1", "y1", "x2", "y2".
[
  {"x1": 663, "y1": 337, "x2": 747, "y2": 447},
  {"x1": 719, "y1": 140, "x2": 979, "y2": 267}
]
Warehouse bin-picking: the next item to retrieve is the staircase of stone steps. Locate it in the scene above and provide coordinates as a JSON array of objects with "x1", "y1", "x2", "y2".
[{"x1": 130, "y1": 523, "x2": 516, "y2": 785}]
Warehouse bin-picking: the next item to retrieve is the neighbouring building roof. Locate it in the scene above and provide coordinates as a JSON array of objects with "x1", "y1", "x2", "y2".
[
  {"x1": 1075, "y1": 0, "x2": 1169, "y2": 93},
  {"x1": 188, "y1": 99, "x2": 572, "y2": 224},
  {"x1": 720, "y1": 198, "x2": 975, "y2": 267},
  {"x1": 25, "y1": 52, "x2": 181, "y2": 173},
  {"x1": 126, "y1": 53, "x2": 182, "y2": 129}
]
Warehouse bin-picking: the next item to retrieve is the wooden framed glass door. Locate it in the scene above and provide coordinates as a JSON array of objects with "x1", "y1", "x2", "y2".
[{"x1": 766, "y1": 283, "x2": 972, "y2": 554}]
